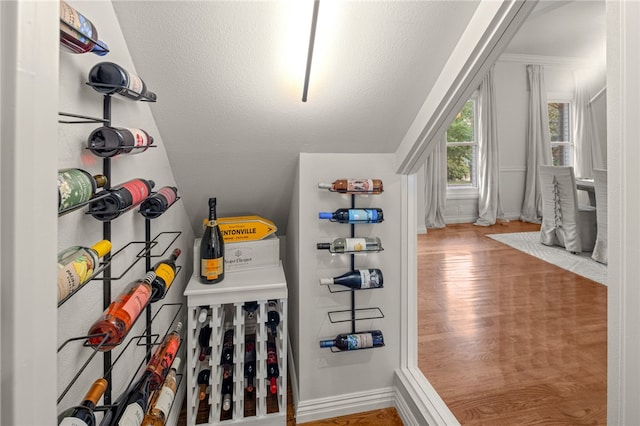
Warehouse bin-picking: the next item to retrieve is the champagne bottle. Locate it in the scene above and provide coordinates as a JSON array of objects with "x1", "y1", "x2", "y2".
[
  {"x1": 316, "y1": 237, "x2": 383, "y2": 253},
  {"x1": 141, "y1": 358, "x2": 181, "y2": 426},
  {"x1": 318, "y1": 208, "x2": 384, "y2": 224},
  {"x1": 198, "y1": 325, "x2": 212, "y2": 361},
  {"x1": 58, "y1": 378, "x2": 108, "y2": 426},
  {"x1": 58, "y1": 239, "x2": 112, "y2": 302},
  {"x1": 88, "y1": 62, "x2": 157, "y2": 101},
  {"x1": 88, "y1": 127, "x2": 154, "y2": 158},
  {"x1": 87, "y1": 178, "x2": 155, "y2": 221},
  {"x1": 266, "y1": 300, "x2": 280, "y2": 336},
  {"x1": 101, "y1": 370, "x2": 152, "y2": 426},
  {"x1": 197, "y1": 369, "x2": 211, "y2": 401},
  {"x1": 149, "y1": 248, "x2": 181, "y2": 303},
  {"x1": 319, "y1": 330, "x2": 384, "y2": 351},
  {"x1": 317, "y1": 179, "x2": 383, "y2": 194},
  {"x1": 319, "y1": 269, "x2": 383, "y2": 290},
  {"x1": 244, "y1": 338, "x2": 256, "y2": 393},
  {"x1": 199, "y1": 198, "x2": 225, "y2": 284},
  {"x1": 139, "y1": 187, "x2": 179, "y2": 219},
  {"x1": 58, "y1": 168, "x2": 108, "y2": 213},
  {"x1": 87, "y1": 272, "x2": 155, "y2": 351},
  {"x1": 266, "y1": 334, "x2": 279, "y2": 395},
  {"x1": 146, "y1": 322, "x2": 182, "y2": 390},
  {"x1": 59, "y1": 1, "x2": 108, "y2": 56}
]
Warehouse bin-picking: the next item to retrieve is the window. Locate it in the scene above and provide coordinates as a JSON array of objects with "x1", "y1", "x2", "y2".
[
  {"x1": 548, "y1": 102, "x2": 572, "y2": 166},
  {"x1": 446, "y1": 99, "x2": 478, "y2": 188}
]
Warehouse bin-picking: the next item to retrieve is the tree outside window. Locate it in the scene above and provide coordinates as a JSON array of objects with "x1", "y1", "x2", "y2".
[
  {"x1": 446, "y1": 100, "x2": 477, "y2": 187},
  {"x1": 548, "y1": 102, "x2": 572, "y2": 166}
]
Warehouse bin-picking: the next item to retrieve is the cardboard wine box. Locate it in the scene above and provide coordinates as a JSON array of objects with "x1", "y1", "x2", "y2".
[{"x1": 193, "y1": 235, "x2": 280, "y2": 274}]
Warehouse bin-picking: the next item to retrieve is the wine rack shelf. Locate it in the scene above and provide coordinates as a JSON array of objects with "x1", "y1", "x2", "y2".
[{"x1": 184, "y1": 264, "x2": 288, "y2": 425}]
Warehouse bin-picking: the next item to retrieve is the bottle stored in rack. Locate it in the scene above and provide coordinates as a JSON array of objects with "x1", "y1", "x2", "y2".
[
  {"x1": 139, "y1": 187, "x2": 179, "y2": 219},
  {"x1": 149, "y1": 248, "x2": 181, "y2": 303},
  {"x1": 316, "y1": 237, "x2": 383, "y2": 254},
  {"x1": 317, "y1": 179, "x2": 383, "y2": 194},
  {"x1": 59, "y1": 1, "x2": 108, "y2": 56},
  {"x1": 318, "y1": 208, "x2": 384, "y2": 224},
  {"x1": 197, "y1": 369, "x2": 211, "y2": 401},
  {"x1": 100, "y1": 370, "x2": 152, "y2": 426},
  {"x1": 58, "y1": 169, "x2": 108, "y2": 213},
  {"x1": 88, "y1": 127, "x2": 154, "y2": 158},
  {"x1": 88, "y1": 62, "x2": 157, "y2": 101},
  {"x1": 57, "y1": 239, "x2": 111, "y2": 302},
  {"x1": 319, "y1": 269, "x2": 383, "y2": 289},
  {"x1": 142, "y1": 358, "x2": 181, "y2": 426},
  {"x1": 146, "y1": 322, "x2": 182, "y2": 390},
  {"x1": 87, "y1": 178, "x2": 155, "y2": 221},
  {"x1": 266, "y1": 334, "x2": 279, "y2": 395},
  {"x1": 198, "y1": 325, "x2": 212, "y2": 361},
  {"x1": 319, "y1": 330, "x2": 384, "y2": 351},
  {"x1": 58, "y1": 378, "x2": 108, "y2": 426}
]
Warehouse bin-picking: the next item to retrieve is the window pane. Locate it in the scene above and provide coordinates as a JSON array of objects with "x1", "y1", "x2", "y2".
[
  {"x1": 548, "y1": 102, "x2": 570, "y2": 142},
  {"x1": 447, "y1": 101, "x2": 474, "y2": 143},
  {"x1": 552, "y1": 144, "x2": 570, "y2": 166},
  {"x1": 447, "y1": 145, "x2": 475, "y2": 186}
]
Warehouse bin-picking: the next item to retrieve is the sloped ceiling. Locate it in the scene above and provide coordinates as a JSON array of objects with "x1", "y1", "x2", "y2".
[{"x1": 112, "y1": 0, "x2": 479, "y2": 234}]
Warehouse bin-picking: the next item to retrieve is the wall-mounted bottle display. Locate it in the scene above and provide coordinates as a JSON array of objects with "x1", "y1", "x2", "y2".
[
  {"x1": 319, "y1": 269, "x2": 383, "y2": 290},
  {"x1": 87, "y1": 178, "x2": 155, "y2": 221},
  {"x1": 149, "y1": 248, "x2": 181, "y2": 303},
  {"x1": 139, "y1": 186, "x2": 179, "y2": 219},
  {"x1": 318, "y1": 208, "x2": 384, "y2": 224},
  {"x1": 318, "y1": 178, "x2": 383, "y2": 194},
  {"x1": 199, "y1": 198, "x2": 225, "y2": 284},
  {"x1": 316, "y1": 237, "x2": 383, "y2": 254},
  {"x1": 58, "y1": 378, "x2": 108, "y2": 426},
  {"x1": 59, "y1": 1, "x2": 108, "y2": 56},
  {"x1": 142, "y1": 357, "x2": 181, "y2": 426},
  {"x1": 319, "y1": 330, "x2": 385, "y2": 351},
  {"x1": 87, "y1": 271, "x2": 155, "y2": 351},
  {"x1": 88, "y1": 62, "x2": 157, "y2": 101},
  {"x1": 146, "y1": 322, "x2": 182, "y2": 390},
  {"x1": 88, "y1": 127, "x2": 154, "y2": 158},
  {"x1": 58, "y1": 169, "x2": 108, "y2": 214},
  {"x1": 57, "y1": 239, "x2": 112, "y2": 303}
]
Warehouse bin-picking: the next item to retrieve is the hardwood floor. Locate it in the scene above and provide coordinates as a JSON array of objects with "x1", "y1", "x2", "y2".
[{"x1": 418, "y1": 221, "x2": 607, "y2": 425}]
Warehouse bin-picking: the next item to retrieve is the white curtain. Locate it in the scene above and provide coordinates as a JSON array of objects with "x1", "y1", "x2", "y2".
[
  {"x1": 573, "y1": 71, "x2": 605, "y2": 178},
  {"x1": 474, "y1": 66, "x2": 505, "y2": 226},
  {"x1": 424, "y1": 136, "x2": 447, "y2": 228},
  {"x1": 521, "y1": 64, "x2": 552, "y2": 223}
]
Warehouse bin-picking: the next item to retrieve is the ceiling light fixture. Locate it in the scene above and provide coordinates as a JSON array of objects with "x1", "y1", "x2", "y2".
[{"x1": 302, "y1": 0, "x2": 320, "y2": 102}]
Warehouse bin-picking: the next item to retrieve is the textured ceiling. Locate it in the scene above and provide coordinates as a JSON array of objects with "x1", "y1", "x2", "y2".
[{"x1": 112, "y1": 0, "x2": 480, "y2": 234}]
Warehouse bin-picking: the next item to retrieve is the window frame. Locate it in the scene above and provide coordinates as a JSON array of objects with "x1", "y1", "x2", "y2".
[
  {"x1": 547, "y1": 96, "x2": 573, "y2": 167},
  {"x1": 446, "y1": 94, "x2": 479, "y2": 199}
]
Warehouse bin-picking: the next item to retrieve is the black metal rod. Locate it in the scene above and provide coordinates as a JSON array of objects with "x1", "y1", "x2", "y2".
[
  {"x1": 351, "y1": 194, "x2": 356, "y2": 334},
  {"x1": 102, "y1": 94, "x2": 113, "y2": 405},
  {"x1": 145, "y1": 218, "x2": 152, "y2": 363},
  {"x1": 302, "y1": 0, "x2": 320, "y2": 102}
]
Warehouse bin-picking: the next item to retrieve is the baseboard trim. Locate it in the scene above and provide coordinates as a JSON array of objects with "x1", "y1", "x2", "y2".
[{"x1": 295, "y1": 387, "x2": 396, "y2": 424}]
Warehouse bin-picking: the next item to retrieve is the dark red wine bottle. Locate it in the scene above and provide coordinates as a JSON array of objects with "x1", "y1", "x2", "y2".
[
  {"x1": 266, "y1": 300, "x2": 280, "y2": 336},
  {"x1": 87, "y1": 178, "x2": 154, "y2": 221},
  {"x1": 59, "y1": 1, "x2": 108, "y2": 56},
  {"x1": 88, "y1": 126, "x2": 154, "y2": 158},
  {"x1": 220, "y1": 329, "x2": 234, "y2": 369},
  {"x1": 318, "y1": 208, "x2": 384, "y2": 224},
  {"x1": 266, "y1": 334, "x2": 279, "y2": 395},
  {"x1": 139, "y1": 186, "x2": 179, "y2": 219},
  {"x1": 197, "y1": 369, "x2": 211, "y2": 401},
  {"x1": 198, "y1": 325, "x2": 212, "y2": 361},
  {"x1": 244, "y1": 337, "x2": 256, "y2": 393},
  {"x1": 149, "y1": 248, "x2": 181, "y2": 303},
  {"x1": 88, "y1": 62, "x2": 157, "y2": 101},
  {"x1": 199, "y1": 198, "x2": 225, "y2": 284}
]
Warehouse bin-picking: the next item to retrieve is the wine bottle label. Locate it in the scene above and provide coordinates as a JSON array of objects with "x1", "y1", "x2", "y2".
[
  {"x1": 59, "y1": 418, "x2": 90, "y2": 426},
  {"x1": 126, "y1": 73, "x2": 144, "y2": 95},
  {"x1": 201, "y1": 257, "x2": 223, "y2": 280},
  {"x1": 121, "y1": 179, "x2": 151, "y2": 206},
  {"x1": 124, "y1": 128, "x2": 151, "y2": 150},
  {"x1": 347, "y1": 179, "x2": 374, "y2": 193},
  {"x1": 348, "y1": 209, "x2": 378, "y2": 222},
  {"x1": 119, "y1": 285, "x2": 151, "y2": 321},
  {"x1": 57, "y1": 254, "x2": 95, "y2": 301},
  {"x1": 157, "y1": 187, "x2": 177, "y2": 206},
  {"x1": 153, "y1": 386, "x2": 176, "y2": 417},
  {"x1": 118, "y1": 402, "x2": 145, "y2": 426},
  {"x1": 59, "y1": 2, "x2": 93, "y2": 46},
  {"x1": 346, "y1": 333, "x2": 374, "y2": 350},
  {"x1": 359, "y1": 270, "x2": 377, "y2": 289},
  {"x1": 58, "y1": 169, "x2": 94, "y2": 210},
  {"x1": 345, "y1": 238, "x2": 367, "y2": 252},
  {"x1": 155, "y1": 264, "x2": 175, "y2": 288}
]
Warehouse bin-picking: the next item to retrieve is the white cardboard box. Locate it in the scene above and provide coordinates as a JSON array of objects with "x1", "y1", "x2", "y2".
[{"x1": 193, "y1": 235, "x2": 280, "y2": 274}]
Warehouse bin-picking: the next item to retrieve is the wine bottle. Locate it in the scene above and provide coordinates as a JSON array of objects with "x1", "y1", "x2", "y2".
[
  {"x1": 266, "y1": 334, "x2": 279, "y2": 395},
  {"x1": 87, "y1": 178, "x2": 155, "y2": 221},
  {"x1": 199, "y1": 198, "x2": 225, "y2": 284},
  {"x1": 220, "y1": 328, "x2": 234, "y2": 370},
  {"x1": 58, "y1": 239, "x2": 112, "y2": 302},
  {"x1": 266, "y1": 300, "x2": 280, "y2": 336},
  {"x1": 197, "y1": 369, "x2": 211, "y2": 401},
  {"x1": 59, "y1": 1, "x2": 108, "y2": 56},
  {"x1": 88, "y1": 127, "x2": 154, "y2": 158},
  {"x1": 319, "y1": 330, "x2": 385, "y2": 351},
  {"x1": 141, "y1": 358, "x2": 181, "y2": 426},
  {"x1": 244, "y1": 338, "x2": 256, "y2": 393},
  {"x1": 87, "y1": 272, "x2": 155, "y2": 351},
  {"x1": 317, "y1": 179, "x2": 383, "y2": 194},
  {"x1": 316, "y1": 237, "x2": 383, "y2": 253},
  {"x1": 221, "y1": 375, "x2": 233, "y2": 412},
  {"x1": 149, "y1": 248, "x2": 181, "y2": 303},
  {"x1": 242, "y1": 301, "x2": 259, "y2": 320},
  {"x1": 58, "y1": 378, "x2": 108, "y2": 426},
  {"x1": 198, "y1": 325, "x2": 212, "y2": 361},
  {"x1": 198, "y1": 306, "x2": 209, "y2": 324},
  {"x1": 88, "y1": 62, "x2": 157, "y2": 101},
  {"x1": 101, "y1": 370, "x2": 153, "y2": 426},
  {"x1": 58, "y1": 168, "x2": 108, "y2": 213},
  {"x1": 318, "y1": 208, "x2": 384, "y2": 224},
  {"x1": 139, "y1": 187, "x2": 179, "y2": 219},
  {"x1": 146, "y1": 322, "x2": 182, "y2": 390},
  {"x1": 319, "y1": 269, "x2": 383, "y2": 290}
]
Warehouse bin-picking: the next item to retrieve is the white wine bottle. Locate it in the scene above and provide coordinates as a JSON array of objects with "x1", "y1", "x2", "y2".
[
  {"x1": 319, "y1": 269, "x2": 383, "y2": 289},
  {"x1": 199, "y1": 198, "x2": 225, "y2": 284},
  {"x1": 58, "y1": 240, "x2": 112, "y2": 302},
  {"x1": 316, "y1": 237, "x2": 383, "y2": 253}
]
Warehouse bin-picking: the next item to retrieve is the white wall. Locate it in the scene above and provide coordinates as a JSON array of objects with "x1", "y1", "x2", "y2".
[
  {"x1": 56, "y1": 0, "x2": 194, "y2": 421},
  {"x1": 286, "y1": 153, "x2": 402, "y2": 422}
]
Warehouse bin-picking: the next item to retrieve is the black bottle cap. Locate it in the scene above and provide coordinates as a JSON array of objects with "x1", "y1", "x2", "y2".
[{"x1": 317, "y1": 243, "x2": 330, "y2": 250}]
